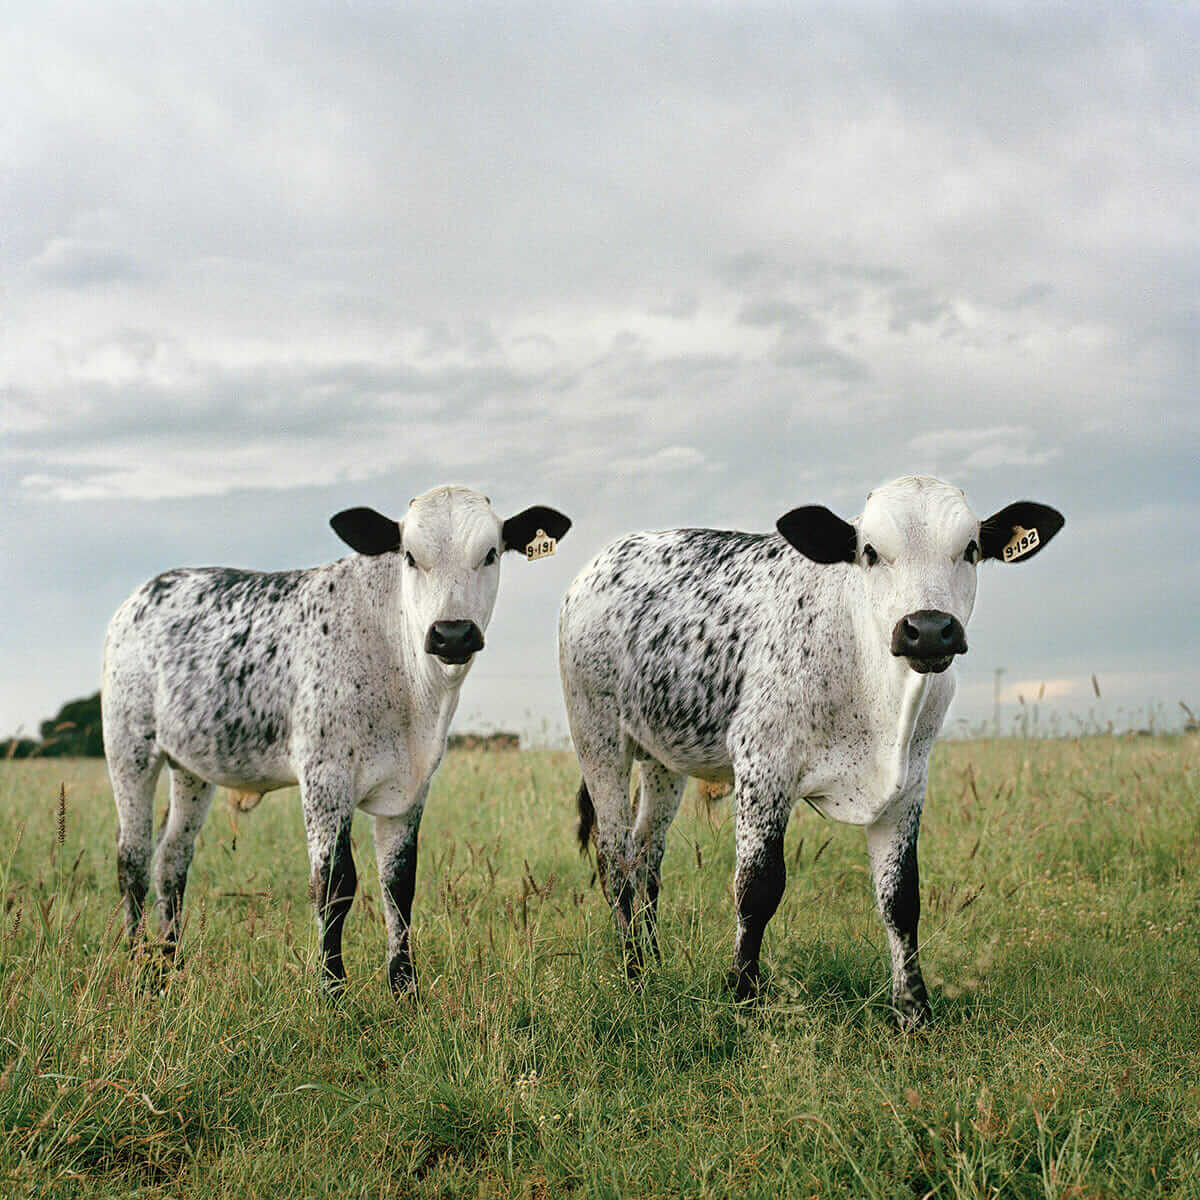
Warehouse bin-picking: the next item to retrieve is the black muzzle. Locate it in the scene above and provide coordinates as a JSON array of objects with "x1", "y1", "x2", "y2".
[
  {"x1": 425, "y1": 620, "x2": 484, "y2": 665},
  {"x1": 890, "y1": 610, "x2": 967, "y2": 674}
]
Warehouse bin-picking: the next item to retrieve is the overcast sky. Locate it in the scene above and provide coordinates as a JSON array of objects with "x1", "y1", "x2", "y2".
[{"x1": 2, "y1": 2, "x2": 1197, "y2": 743}]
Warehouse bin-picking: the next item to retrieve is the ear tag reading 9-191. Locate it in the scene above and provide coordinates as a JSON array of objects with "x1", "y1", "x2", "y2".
[
  {"x1": 525, "y1": 529, "x2": 557, "y2": 561},
  {"x1": 1002, "y1": 525, "x2": 1040, "y2": 561}
]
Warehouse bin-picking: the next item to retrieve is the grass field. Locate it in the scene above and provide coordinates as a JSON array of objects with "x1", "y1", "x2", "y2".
[{"x1": 1, "y1": 736, "x2": 1198, "y2": 1198}]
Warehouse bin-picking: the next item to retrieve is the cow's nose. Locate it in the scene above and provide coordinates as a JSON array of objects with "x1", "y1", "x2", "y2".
[
  {"x1": 425, "y1": 620, "x2": 485, "y2": 664},
  {"x1": 890, "y1": 610, "x2": 967, "y2": 666}
]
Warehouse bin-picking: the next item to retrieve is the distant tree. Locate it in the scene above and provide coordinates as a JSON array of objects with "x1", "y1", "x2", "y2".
[
  {"x1": 447, "y1": 731, "x2": 521, "y2": 751},
  {"x1": 37, "y1": 692, "x2": 104, "y2": 757},
  {"x1": 0, "y1": 737, "x2": 42, "y2": 759}
]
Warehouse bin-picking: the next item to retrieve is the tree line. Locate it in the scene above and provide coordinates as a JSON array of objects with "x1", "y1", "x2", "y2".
[
  {"x1": 2, "y1": 693, "x2": 523, "y2": 759},
  {"x1": 2, "y1": 693, "x2": 104, "y2": 759}
]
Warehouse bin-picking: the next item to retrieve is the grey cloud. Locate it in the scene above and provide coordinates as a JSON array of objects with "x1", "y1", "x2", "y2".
[
  {"x1": 717, "y1": 252, "x2": 798, "y2": 291},
  {"x1": 886, "y1": 286, "x2": 960, "y2": 335},
  {"x1": 830, "y1": 263, "x2": 908, "y2": 286},
  {"x1": 737, "y1": 297, "x2": 810, "y2": 330},
  {"x1": 31, "y1": 237, "x2": 143, "y2": 286},
  {"x1": 5, "y1": 350, "x2": 553, "y2": 455},
  {"x1": 1008, "y1": 283, "x2": 1055, "y2": 309},
  {"x1": 510, "y1": 332, "x2": 559, "y2": 355},
  {"x1": 771, "y1": 341, "x2": 869, "y2": 382},
  {"x1": 650, "y1": 293, "x2": 699, "y2": 320},
  {"x1": 417, "y1": 319, "x2": 502, "y2": 360}
]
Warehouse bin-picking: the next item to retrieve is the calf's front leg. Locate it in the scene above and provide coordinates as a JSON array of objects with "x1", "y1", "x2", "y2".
[
  {"x1": 373, "y1": 809, "x2": 422, "y2": 997},
  {"x1": 866, "y1": 802, "x2": 931, "y2": 1030},
  {"x1": 729, "y1": 783, "x2": 791, "y2": 1001},
  {"x1": 301, "y1": 773, "x2": 358, "y2": 993}
]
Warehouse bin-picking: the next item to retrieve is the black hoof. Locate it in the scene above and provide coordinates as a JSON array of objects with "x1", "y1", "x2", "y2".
[
  {"x1": 726, "y1": 964, "x2": 761, "y2": 1003},
  {"x1": 159, "y1": 951, "x2": 186, "y2": 975},
  {"x1": 130, "y1": 948, "x2": 174, "y2": 994},
  {"x1": 388, "y1": 956, "x2": 419, "y2": 1000},
  {"x1": 891, "y1": 994, "x2": 932, "y2": 1032},
  {"x1": 619, "y1": 933, "x2": 651, "y2": 982},
  {"x1": 319, "y1": 968, "x2": 348, "y2": 1001}
]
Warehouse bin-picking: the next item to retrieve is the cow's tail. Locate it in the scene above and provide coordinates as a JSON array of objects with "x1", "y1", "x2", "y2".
[{"x1": 575, "y1": 779, "x2": 595, "y2": 854}]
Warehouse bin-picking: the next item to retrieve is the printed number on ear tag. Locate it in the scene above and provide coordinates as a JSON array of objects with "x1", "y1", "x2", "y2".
[
  {"x1": 1002, "y1": 525, "x2": 1040, "y2": 561},
  {"x1": 526, "y1": 529, "x2": 556, "y2": 561}
]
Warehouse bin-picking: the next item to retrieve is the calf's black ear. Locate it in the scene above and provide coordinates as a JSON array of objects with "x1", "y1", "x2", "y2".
[
  {"x1": 980, "y1": 502, "x2": 1065, "y2": 564},
  {"x1": 330, "y1": 507, "x2": 402, "y2": 556},
  {"x1": 776, "y1": 505, "x2": 857, "y2": 564},
  {"x1": 502, "y1": 506, "x2": 572, "y2": 553}
]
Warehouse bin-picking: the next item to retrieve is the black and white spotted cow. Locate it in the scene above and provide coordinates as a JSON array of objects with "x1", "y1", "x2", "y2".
[
  {"x1": 103, "y1": 485, "x2": 571, "y2": 994},
  {"x1": 559, "y1": 475, "x2": 1063, "y2": 1027}
]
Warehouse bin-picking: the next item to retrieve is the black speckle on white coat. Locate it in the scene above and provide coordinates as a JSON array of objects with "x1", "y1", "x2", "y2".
[
  {"x1": 561, "y1": 526, "x2": 952, "y2": 816},
  {"x1": 559, "y1": 476, "x2": 1061, "y2": 1026},
  {"x1": 103, "y1": 484, "x2": 572, "y2": 995}
]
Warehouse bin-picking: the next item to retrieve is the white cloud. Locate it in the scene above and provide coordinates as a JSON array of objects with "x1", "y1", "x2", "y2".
[
  {"x1": 961, "y1": 443, "x2": 1062, "y2": 472},
  {"x1": 907, "y1": 426, "x2": 1063, "y2": 477},
  {"x1": 607, "y1": 446, "x2": 710, "y2": 476}
]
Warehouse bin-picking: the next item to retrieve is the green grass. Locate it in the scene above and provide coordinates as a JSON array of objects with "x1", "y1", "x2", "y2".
[{"x1": 1, "y1": 736, "x2": 1198, "y2": 1197}]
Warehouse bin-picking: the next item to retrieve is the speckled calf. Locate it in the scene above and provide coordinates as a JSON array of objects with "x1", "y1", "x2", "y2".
[
  {"x1": 559, "y1": 476, "x2": 1063, "y2": 1027},
  {"x1": 103, "y1": 485, "x2": 570, "y2": 995}
]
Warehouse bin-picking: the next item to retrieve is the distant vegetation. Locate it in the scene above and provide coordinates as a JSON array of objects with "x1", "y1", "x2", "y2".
[
  {"x1": 2, "y1": 694, "x2": 524, "y2": 759},
  {"x1": 4, "y1": 685, "x2": 1192, "y2": 763},
  {"x1": 1, "y1": 692, "x2": 103, "y2": 759},
  {"x1": 447, "y1": 731, "x2": 521, "y2": 751}
]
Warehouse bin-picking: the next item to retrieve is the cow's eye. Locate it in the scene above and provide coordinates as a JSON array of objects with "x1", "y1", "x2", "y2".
[
  {"x1": 964, "y1": 540, "x2": 980, "y2": 564},
  {"x1": 404, "y1": 551, "x2": 417, "y2": 568},
  {"x1": 484, "y1": 547, "x2": 498, "y2": 566},
  {"x1": 863, "y1": 544, "x2": 879, "y2": 567}
]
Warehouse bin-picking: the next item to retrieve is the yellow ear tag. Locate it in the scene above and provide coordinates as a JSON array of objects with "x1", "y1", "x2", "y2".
[
  {"x1": 525, "y1": 529, "x2": 556, "y2": 561},
  {"x1": 1002, "y1": 525, "x2": 1040, "y2": 562}
]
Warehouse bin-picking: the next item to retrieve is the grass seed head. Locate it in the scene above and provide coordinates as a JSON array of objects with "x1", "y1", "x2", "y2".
[{"x1": 56, "y1": 783, "x2": 67, "y2": 847}]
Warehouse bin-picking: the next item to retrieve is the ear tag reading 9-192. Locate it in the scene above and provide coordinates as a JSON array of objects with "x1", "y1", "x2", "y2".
[
  {"x1": 1002, "y1": 525, "x2": 1040, "y2": 561},
  {"x1": 525, "y1": 529, "x2": 557, "y2": 561}
]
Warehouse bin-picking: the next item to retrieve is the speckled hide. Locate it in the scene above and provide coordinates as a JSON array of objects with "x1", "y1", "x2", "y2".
[
  {"x1": 103, "y1": 485, "x2": 571, "y2": 996},
  {"x1": 559, "y1": 476, "x2": 1063, "y2": 1027}
]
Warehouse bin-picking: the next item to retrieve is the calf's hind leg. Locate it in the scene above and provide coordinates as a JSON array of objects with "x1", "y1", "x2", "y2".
[
  {"x1": 575, "y1": 741, "x2": 642, "y2": 973},
  {"x1": 109, "y1": 746, "x2": 165, "y2": 941},
  {"x1": 154, "y1": 766, "x2": 215, "y2": 956},
  {"x1": 567, "y1": 682, "x2": 668, "y2": 975},
  {"x1": 630, "y1": 760, "x2": 686, "y2": 963}
]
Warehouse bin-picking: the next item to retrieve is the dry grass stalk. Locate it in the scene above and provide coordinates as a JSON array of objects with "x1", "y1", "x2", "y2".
[{"x1": 56, "y1": 784, "x2": 67, "y2": 848}]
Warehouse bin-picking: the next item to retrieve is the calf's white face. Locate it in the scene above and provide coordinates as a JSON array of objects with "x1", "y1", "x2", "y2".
[
  {"x1": 857, "y1": 479, "x2": 980, "y2": 673},
  {"x1": 330, "y1": 485, "x2": 571, "y2": 673},
  {"x1": 399, "y1": 488, "x2": 504, "y2": 669},
  {"x1": 777, "y1": 474, "x2": 1064, "y2": 675}
]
